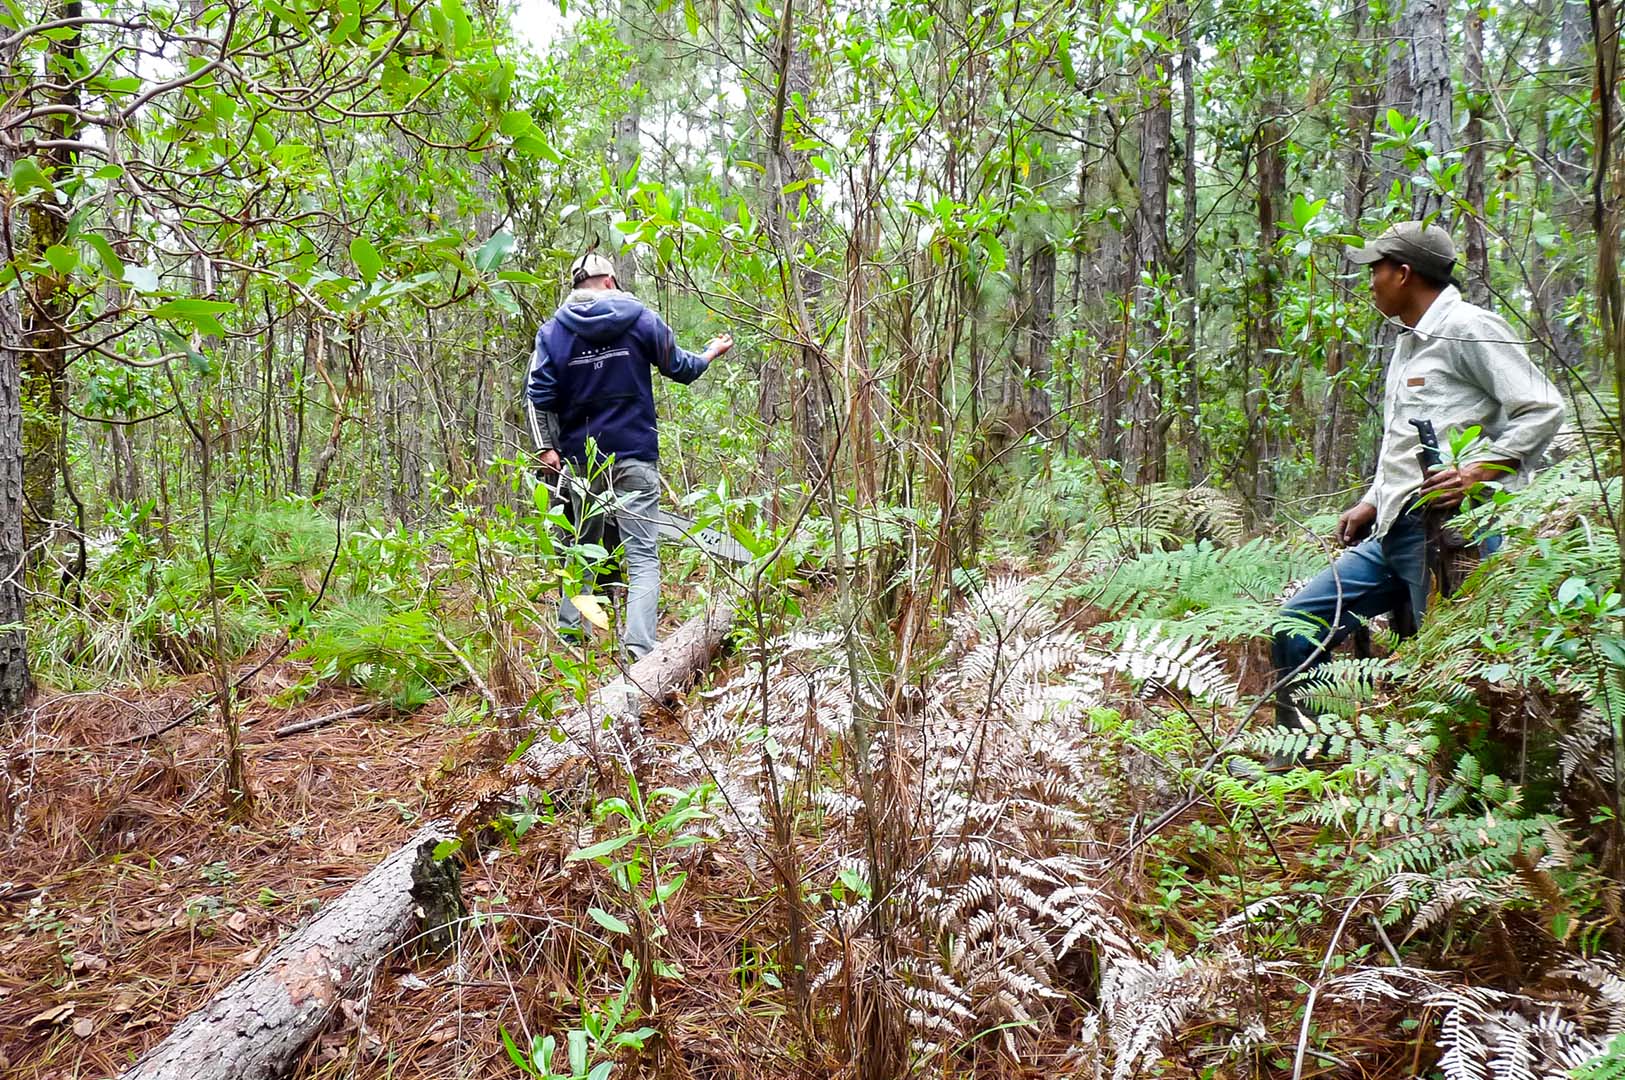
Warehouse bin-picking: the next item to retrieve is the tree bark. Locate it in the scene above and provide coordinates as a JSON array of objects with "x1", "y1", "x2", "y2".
[
  {"x1": 119, "y1": 601, "x2": 736, "y2": 1080},
  {"x1": 0, "y1": 184, "x2": 30, "y2": 716},
  {"x1": 1245, "y1": 110, "x2": 1284, "y2": 518},
  {"x1": 1404, "y1": 0, "x2": 1454, "y2": 217},
  {"x1": 1178, "y1": 1, "x2": 1204, "y2": 480},
  {"x1": 18, "y1": 0, "x2": 81, "y2": 539},
  {"x1": 1462, "y1": 5, "x2": 1491, "y2": 303},
  {"x1": 1321, "y1": 0, "x2": 1376, "y2": 489},
  {"x1": 0, "y1": 35, "x2": 30, "y2": 715},
  {"x1": 1126, "y1": 44, "x2": 1173, "y2": 483}
]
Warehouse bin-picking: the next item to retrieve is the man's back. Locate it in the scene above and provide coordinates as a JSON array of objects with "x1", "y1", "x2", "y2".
[{"x1": 528, "y1": 288, "x2": 709, "y2": 465}]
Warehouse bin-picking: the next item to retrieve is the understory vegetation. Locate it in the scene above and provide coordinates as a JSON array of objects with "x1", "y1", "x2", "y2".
[{"x1": 6, "y1": 448, "x2": 1625, "y2": 1078}]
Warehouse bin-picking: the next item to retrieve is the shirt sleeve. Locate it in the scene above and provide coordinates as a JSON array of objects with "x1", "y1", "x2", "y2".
[
  {"x1": 650, "y1": 314, "x2": 710, "y2": 385},
  {"x1": 1453, "y1": 311, "x2": 1565, "y2": 467},
  {"x1": 526, "y1": 326, "x2": 561, "y2": 450}
]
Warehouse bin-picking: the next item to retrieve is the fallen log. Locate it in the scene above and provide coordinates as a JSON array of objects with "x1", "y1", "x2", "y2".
[{"x1": 119, "y1": 599, "x2": 735, "y2": 1080}]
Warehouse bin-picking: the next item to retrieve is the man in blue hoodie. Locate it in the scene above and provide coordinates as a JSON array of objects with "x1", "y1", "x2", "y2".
[{"x1": 526, "y1": 252, "x2": 732, "y2": 659}]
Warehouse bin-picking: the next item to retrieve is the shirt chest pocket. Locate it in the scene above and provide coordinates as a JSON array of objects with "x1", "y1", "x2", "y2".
[{"x1": 1394, "y1": 344, "x2": 1466, "y2": 417}]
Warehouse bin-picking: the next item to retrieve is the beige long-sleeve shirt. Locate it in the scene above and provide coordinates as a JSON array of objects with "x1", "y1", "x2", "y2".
[{"x1": 1361, "y1": 287, "x2": 1565, "y2": 538}]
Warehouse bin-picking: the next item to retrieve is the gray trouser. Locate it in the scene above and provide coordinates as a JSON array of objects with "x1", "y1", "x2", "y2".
[{"x1": 559, "y1": 457, "x2": 661, "y2": 659}]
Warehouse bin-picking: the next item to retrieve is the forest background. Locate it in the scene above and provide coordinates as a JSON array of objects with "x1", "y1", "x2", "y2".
[{"x1": 3, "y1": 0, "x2": 1625, "y2": 1075}]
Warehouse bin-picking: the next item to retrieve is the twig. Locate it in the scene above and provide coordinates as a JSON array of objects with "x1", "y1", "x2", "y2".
[
  {"x1": 436, "y1": 630, "x2": 498, "y2": 711},
  {"x1": 1293, "y1": 891, "x2": 1371, "y2": 1080},
  {"x1": 273, "y1": 703, "x2": 381, "y2": 739}
]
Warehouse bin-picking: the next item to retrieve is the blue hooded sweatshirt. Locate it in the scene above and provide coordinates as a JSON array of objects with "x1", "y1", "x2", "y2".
[{"x1": 526, "y1": 289, "x2": 710, "y2": 464}]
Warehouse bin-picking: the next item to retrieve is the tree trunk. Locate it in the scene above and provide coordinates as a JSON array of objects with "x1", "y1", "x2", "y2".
[
  {"x1": 1404, "y1": 0, "x2": 1454, "y2": 217},
  {"x1": 1245, "y1": 112, "x2": 1284, "y2": 518},
  {"x1": 120, "y1": 602, "x2": 736, "y2": 1080},
  {"x1": 18, "y1": 0, "x2": 81, "y2": 539},
  {"x1": 1592, "y1": 0, "x2": 1625, "y2": 589},
  {"x1": 1321, "y1": 0, "x2": 1375, "y2": 489},
  {"x1": 1178, "y1": 2, "x2": 1204, "y2": 480},
  {"x1": 1126, "y1": 45, "x2": 1173, "y2": 483},
  {"x1": 1543, "y1": 0, "x2": 1590, "y2": 373},
  {"x1": 0, "y1": 184, "x2": 31, "y2": 716},
  {"x1": 1461, "y1": 6, "x2": 1491, "y2": 303}
]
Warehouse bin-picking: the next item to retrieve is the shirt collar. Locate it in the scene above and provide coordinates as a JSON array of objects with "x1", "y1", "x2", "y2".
[{"x1": 1407, "y1": 285, "x2": 1460, "y2": 343}]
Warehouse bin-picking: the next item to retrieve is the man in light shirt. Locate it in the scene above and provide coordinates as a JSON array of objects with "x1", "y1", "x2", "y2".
[{"x1": 1267, "y1": 221, "x2": 1564, "y2": 742}]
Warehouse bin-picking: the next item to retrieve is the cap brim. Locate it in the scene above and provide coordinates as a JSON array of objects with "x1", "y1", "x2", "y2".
[{"x1": 1345, "y1": 245, "x2": 1384, "y2": 265}]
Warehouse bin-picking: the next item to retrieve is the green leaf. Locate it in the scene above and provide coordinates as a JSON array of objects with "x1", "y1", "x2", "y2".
[
  {"x1": 83, "y1": 234, "x2": 124, "y2": 280},
  {"x1": 568, "y1": 1029, "x2": 589, "y2": 1078},
  {"x1": 1289, "y1": 193, "x2": 1325, "y2": 230},
  {"x1": 1557, "y1": 576, "x2": 1592, "y2": 607},
  {"x1": 500, "y1": 1027, "x2": 529, "y2": 1074},
  {"x1": 475, "y1": 230, "x2": 515, "y2": 273},
  {"x1": 565, "y1": 832, "x2": 635, "y2": 861},
  {"x1": 498, "y1": 109, "x2": 534, "y2": 137},
  {"x1": 8, "y1": 157, "x2": 53, "y2": 196},
  {"x1": 837, "y1": 866, "x2": 872, "y2": 900},
  {"x1": 654, "y1": 871, "x2": 687, "y2": 903},
  {"x1": 43, "y1": 244, "x2": 76, "y2": 275},
  {"x1": 350, "y1": 236, "x2": 383, "y2": 283},
  {"x1": 587, "y1": 906, "x2": 631, "y2": 934},
  {"x1": 150, "y1": 299, "x2": 235, "y2": 320},
  {"x1": 513, "y1": 133, "x2": 557, "y2": 160},
  {"x1": 684, "y1": 0, "x2": 699, "y2": 35},
  {"x1": 431, "y1": 838, "x2": 463, "y2": 860},
  {"x1": 151, "y1": 298, "x2": 234, "y2": 338}
]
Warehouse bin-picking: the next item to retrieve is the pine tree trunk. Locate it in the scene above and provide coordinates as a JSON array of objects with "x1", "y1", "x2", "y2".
[
  {"x1": 1404, "y1": 0, "x2": 1454, "y2": 217},
  {"x1": 1127, "y1": 46, "x2": 1173, "y2": 483},
  {"x1": 1321, "y1": 0, "x2": 1375, "y2": 489},
  {"x1": 0, "y1": 210, "x2": 30, "y2": 716},
  {"x1": 1462, "y1": 6, "x2": 1491, "y2": 303}
]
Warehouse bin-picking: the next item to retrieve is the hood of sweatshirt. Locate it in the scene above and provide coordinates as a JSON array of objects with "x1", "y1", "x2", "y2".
[{"x1": 553, "y1": 289, "x2": 647, "y2": 343}]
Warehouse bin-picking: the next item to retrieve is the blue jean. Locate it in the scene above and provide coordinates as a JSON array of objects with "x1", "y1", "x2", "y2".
[
  {"x1": 559, "y1": 458, "x2": 662, "y2": 659},
  {"x1": 1271, "y1": 512, "x2": 1429, "y2": 726}
]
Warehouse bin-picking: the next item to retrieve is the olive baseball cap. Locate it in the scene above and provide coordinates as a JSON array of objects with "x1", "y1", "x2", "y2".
[
  {"x1": 1347, "y1": 220, "x2": 1461, "y2": 286},
  {"x1": 569, "y1": 251, "x2": 616, "y2": 285}
]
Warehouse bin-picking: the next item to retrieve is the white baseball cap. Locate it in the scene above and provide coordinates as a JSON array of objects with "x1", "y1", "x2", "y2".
[{"x1": 569, "y1": 251, "x2": 615, "y2": 285}]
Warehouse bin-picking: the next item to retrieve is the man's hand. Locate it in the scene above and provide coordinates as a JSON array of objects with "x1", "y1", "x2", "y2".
[
  {"x1": 702, "y1": 333, "x2": 734, "y2": 362},
  {"x1": 538, "y1": 448, "x2": 562, "y2": 474},
  {"x1": 1418, "y1": 458, "x2": 1516, "y2": 510},
  {"x1": 1336, "y1": 502, "x2": 1378, "y2": 547}
]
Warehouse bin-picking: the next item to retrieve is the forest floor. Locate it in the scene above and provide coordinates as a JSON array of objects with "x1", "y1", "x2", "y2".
[
  {"x1": 0, "y1": 657, "x2": 493, "y2": 1078},
  {"x1": 0, "y1": 555, "x2": 1522, "y2": 1080},
  {"x1": 0, "y1": 614, "x2": 1286, "y2": 1080}
]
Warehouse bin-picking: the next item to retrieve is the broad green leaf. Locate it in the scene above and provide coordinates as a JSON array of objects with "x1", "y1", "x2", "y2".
[
  {"x1": 9, "y1": 158, "x2": 52, "y2": 196},
  {"x1": 587, "y1": 906, "x2": 630, "y2": 934},
  {"x1": 350, "y1": 236, "x2": 383, "y2": 283},
  {"x1": 150, "y1": 299, "x2": 234, "y2": 319},
  {"x1": 43, "y1": 245, "x2": 76, "y2": 275},
  {"x1": 568, "y1": 1029, "x2": 589, "y2": 1077},
  {"x1": 498, "y1": 109, "x2": 534, "y2": 137},
  {"x1": 151, "y1": 298, "x2": 233, "y2": 338},
  {"x1": 513, "y1": 133, "x2": 557, "y2": 160},
  {"x1": 475, "y1": 230, "x2": 515, "y2": 273}
]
